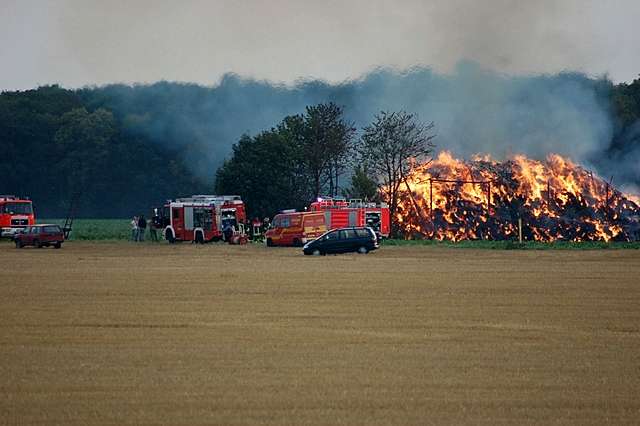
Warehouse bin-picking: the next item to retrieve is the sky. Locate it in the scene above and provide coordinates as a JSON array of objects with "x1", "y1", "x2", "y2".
[{"x1": 1, "y1": 0, "x2": 639, "y2": 91}]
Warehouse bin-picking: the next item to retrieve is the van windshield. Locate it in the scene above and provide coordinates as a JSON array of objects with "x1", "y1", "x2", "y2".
[
  {"x1": 1, "y1": 202, "x2": 33, "y2": 215},
  {"x1": 273, "y1": 215, "x2": 299, "y2": 228}
]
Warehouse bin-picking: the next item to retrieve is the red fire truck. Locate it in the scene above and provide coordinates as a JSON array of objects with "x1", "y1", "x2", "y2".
[
  {"x1": 0, "y1": 195, "x2": 36, "y2": 238},
  {"x1": 309, "y1": 197, "x2": 391, "y2": 238},
  {"x1": 160, "y1": 195, "x2": 247, "y2": 243},
  {"x1": 265, "y1": 210, "x2": 327, "y2": 247}
]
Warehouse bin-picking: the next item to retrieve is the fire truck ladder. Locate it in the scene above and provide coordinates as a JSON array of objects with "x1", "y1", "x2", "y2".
[{"x1": 62, "y1": 191, "x2": 81, "y2": 240}]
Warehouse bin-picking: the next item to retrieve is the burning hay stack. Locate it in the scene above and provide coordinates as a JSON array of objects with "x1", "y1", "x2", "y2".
[{"x1": 398, "y1": 152, "x2": 640, "y2": 242}]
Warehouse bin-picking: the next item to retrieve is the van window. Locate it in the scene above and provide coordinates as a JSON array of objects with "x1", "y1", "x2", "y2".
[
  {"x1": 43, "y1": 226, "x2": 60, "y2": 233},
  {"x1": 325, "y1": 231, "x2": 339, "y2": 241},
  {"x1": 339, "y1": 229, "x2": 357, "y2": 239},
  {"x1": 281, "y1": 216, "x2": 290, "y2": 228},
  {"x1": 356, "y1": 228, "x2": 371, "y2": 238}
]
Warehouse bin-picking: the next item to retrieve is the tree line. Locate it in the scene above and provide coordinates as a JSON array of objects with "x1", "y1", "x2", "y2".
[
  {"x1": 1, "y1": 74, "x2": 639, "y2": 222},
  {"x1": 0, "y1": 86, "x2": 204, "y2": 218}
]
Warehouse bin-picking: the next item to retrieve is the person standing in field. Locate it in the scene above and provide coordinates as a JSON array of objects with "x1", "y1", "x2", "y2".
[
  {"x1": 149, "y1": 215, "x2": 158, "y2": 242},
  {"x1": 131, "y1": 216, "x2": 139, "y2": 242},
  {"x1": 138, "y1": 214, "x2": 147, "y2": 242}
]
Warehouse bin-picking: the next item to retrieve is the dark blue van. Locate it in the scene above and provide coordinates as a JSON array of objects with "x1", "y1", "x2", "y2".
[{"x1": 302, "y1": 227, "x2": 379, "y2": 255}]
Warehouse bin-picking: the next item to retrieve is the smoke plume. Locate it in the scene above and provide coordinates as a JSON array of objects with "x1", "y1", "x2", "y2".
[{"x1": 88, "y1": 62, "x2": 636, "y2": 190}]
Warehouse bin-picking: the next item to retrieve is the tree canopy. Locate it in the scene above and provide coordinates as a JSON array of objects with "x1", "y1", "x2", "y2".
[
  {"x1": 0, "y1": 86, "x2": 204, "y2": 218},
  {"x1": 1, "y1": 74, "x2": 640, "y2": 221},
  {"x1": 215, "y1": 103, "x2": 355, "y2": 218}
]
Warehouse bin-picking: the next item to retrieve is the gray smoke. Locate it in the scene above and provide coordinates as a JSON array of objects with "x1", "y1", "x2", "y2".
[
  {"x1": 344, "y1": 62, "x2": 613, "y2": 163},
  {"x1": 90, "y1": 62, "x2": 634, "y2": 189}
]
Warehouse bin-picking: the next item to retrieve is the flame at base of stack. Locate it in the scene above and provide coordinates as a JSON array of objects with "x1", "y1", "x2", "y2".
[{"x1": 398, "y1": 152, "x2": 640, "y2": 242}]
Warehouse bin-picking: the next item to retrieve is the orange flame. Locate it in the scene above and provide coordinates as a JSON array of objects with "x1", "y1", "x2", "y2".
[{"x1": 396, "y1": 151, "x2": 640, "y2": 242}]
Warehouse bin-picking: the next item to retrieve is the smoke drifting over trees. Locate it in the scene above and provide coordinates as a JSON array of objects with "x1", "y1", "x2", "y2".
[
  {"x1": 1, "y1": 64, "x2": 639, "y2": 217},
  {"x1": 83, "y1": 63, "x2": 635, "y2": 184}
]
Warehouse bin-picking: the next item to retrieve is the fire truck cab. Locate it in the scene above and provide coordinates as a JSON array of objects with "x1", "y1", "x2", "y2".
[
  {"x1": 309, "y1": 197, "x2": 390, "y2": 238},
  {"x1": 161, "y1": 195, "x2": 246, "y2": 243},
  {"x1": 0, "y1": 195, "x2": 35, "y2": 238}
]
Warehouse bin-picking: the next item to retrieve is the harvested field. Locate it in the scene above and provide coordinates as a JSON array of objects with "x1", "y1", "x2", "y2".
[{"x1": 1, "y1": 242, "x2": 640, "y2": 425}]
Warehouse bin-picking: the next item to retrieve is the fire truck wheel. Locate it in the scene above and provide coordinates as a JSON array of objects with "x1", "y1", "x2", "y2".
[
  {"x1": 357, "y1": 246, "x2": 368, "y2": 254},
  {"x1": 165, "y1": 229, "x2": 175, "y2": 244},
  {"x1": 266, "y1": 238, "x2": 274, "y2": 247},
  {"x1": 195, "y1": 231, "x2": 204, "y2": 244},
  {"x1": 293, "y1": 238, "x2": 302, "y2": 247}
]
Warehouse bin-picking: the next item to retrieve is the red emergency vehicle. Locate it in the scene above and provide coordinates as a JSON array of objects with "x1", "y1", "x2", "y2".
[
  {"x1": 309, "y1": 197, "x2": 390, "y2": 238},
  {"x1": 160, "y1": 195, "x2": 247, "y2": 243},
  {"x1": 265, "y1": 211, "x2": 326, "y2": 247},
  {"x1": 0, "y1": 195, "x2": 35, "y2": 238}
]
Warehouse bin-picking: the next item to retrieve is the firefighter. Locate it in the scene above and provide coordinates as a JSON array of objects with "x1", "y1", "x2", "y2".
[
  {"x1": 137, "y1": 215, "x2": 147, "y2": 242},
  {"x1": 131, "y1": 216, "x2": 139, "y2": 241},
  {"x1": 223, "y1": 223, "x2": 234, "y2": 243},
  {"x1": 149, "y1": 215, "x2": 159, "y2": 242},
  {"x1": 251, "y1": 217, "x2": 262, "y2": 241}
]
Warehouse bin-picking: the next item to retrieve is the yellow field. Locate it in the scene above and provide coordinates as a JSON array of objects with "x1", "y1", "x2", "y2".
[{"x1": 1, "y1": 242, "x2": 639, "y2": 425}]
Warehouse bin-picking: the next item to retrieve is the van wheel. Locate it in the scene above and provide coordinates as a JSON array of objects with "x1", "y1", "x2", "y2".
[
  {"x1": 312, "y1": 249, "x2": 321, "y2": 256},
  {"x1": 195, "y1": 231, "x2": 204, "y2": 244},
  {"x1": 34, "y1": 239, "x2": 42, "y2": 248},
  {"x1": 266, "y1": 238, "x2": 274, "y2": 247},
  {"x1": 15, "y1": 240, "x2": 23, "y2": 249},
  {"x1": 357, "y1": 246, "x2": 368, "y2": 254},
  {"x1": 165, "y1": 229, "x2": 175, "y2": 244},
  {"x1": 54, "y1": 242, "x2": 62, "y2": 249},
  {"x1": 293, "y1": 238, "x2": 302, "y2": 247}
]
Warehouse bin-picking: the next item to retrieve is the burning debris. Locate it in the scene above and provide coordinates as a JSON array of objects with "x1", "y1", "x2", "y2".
[{"x1": 398, "y1": 152, "x2": 640, "y2": 242}]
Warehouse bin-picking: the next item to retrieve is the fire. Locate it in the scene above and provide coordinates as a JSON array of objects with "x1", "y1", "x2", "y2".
[{"x1": 397, "y1": 151, "x2": 640, "y2": 242}]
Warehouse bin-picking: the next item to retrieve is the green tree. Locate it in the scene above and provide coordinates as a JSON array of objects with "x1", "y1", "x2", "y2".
[
  {"x1": 53, "y1": 108, "x2": 116, "y2": 212},
  {"x1": 302, "y1": 103, "x2": 355, "y2": 198},
  {"x1": 0, "y1": 86, "x2": 206, "y2": 217},
  {"x1": 215, "y1": 123, "x2": 308, "y2": 219},
  {"x1": 356, "y1": 111, "x2": 435, "y2": 236},
  {"x1": 342, "y1": 165, "x2": 379, "y2": 201}
]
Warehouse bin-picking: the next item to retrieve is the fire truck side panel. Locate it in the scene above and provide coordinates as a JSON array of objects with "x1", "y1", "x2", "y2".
[
  {"x1": 309, "y1": 198, "x2": 390, "y2": 237},
  {"x1": 349, "y1": 210, "x2": 358, "y2": 226},
  {"x1": 329, "y1": 209, "x2": 350, "y2": 229},
  {"x1": 172, "y1": 207, "x2": 184, "y2": 238},
  {"x1": 382, "y1": 208, "x2": 390, "y2": 236},
  {"x1": 184, "y1": 207, "x2": 194, "y2": 231}
]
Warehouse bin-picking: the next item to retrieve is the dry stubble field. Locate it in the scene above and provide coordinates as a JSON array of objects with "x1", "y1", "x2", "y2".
[{"x1": 1, "y1": 241, "x2": 639, "y2": 425}]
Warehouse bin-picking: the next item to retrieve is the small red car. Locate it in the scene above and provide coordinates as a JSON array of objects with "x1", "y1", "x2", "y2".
[{"x1": 14, "y1": 224, "x2": 64, "y2": 249}]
